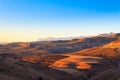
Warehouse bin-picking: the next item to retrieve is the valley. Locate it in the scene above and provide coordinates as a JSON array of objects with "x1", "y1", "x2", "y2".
[{"x1": 0, "y1": 33, "x2": 120, "y2": 80}]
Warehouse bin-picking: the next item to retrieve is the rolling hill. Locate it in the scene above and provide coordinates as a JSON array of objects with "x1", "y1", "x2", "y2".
[{"x1": 71, "y1": 39, "x2": 120, "y2": 58}]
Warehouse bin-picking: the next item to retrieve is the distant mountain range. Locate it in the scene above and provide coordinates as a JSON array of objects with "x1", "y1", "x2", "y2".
[
  {"x1": 97, "y1": 32, "x2": 120, "y2": 37},
  {"x1": 38, "y1": 33, "x2": 119, "y2": 41},
  {"x1": 38, "y1": 36, "x2": 86, "y2": 41},
  {"x1": 0, "y1": 42, "x2": 8, "y2": 44}
]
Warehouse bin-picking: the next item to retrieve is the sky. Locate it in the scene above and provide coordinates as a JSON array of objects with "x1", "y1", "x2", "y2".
[{"x1": 0, "y1": 0, "x2": 120, "y2": 42}]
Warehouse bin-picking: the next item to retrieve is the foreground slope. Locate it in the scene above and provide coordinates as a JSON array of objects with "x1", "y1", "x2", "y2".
[
  {"x1": 0, "y1": 56, "x2": 87, "y2": 80},
  {"x1": 0, "y1": 56, "x2": 50, "y2": 80},
  {"x1": 21, "y1": 54, "x2": 120, "y2": 80}
]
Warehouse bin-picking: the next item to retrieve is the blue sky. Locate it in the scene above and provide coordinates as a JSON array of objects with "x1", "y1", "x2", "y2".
[{"x1": 0, "y1": 0, "x2": 120, "y2": 42}]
